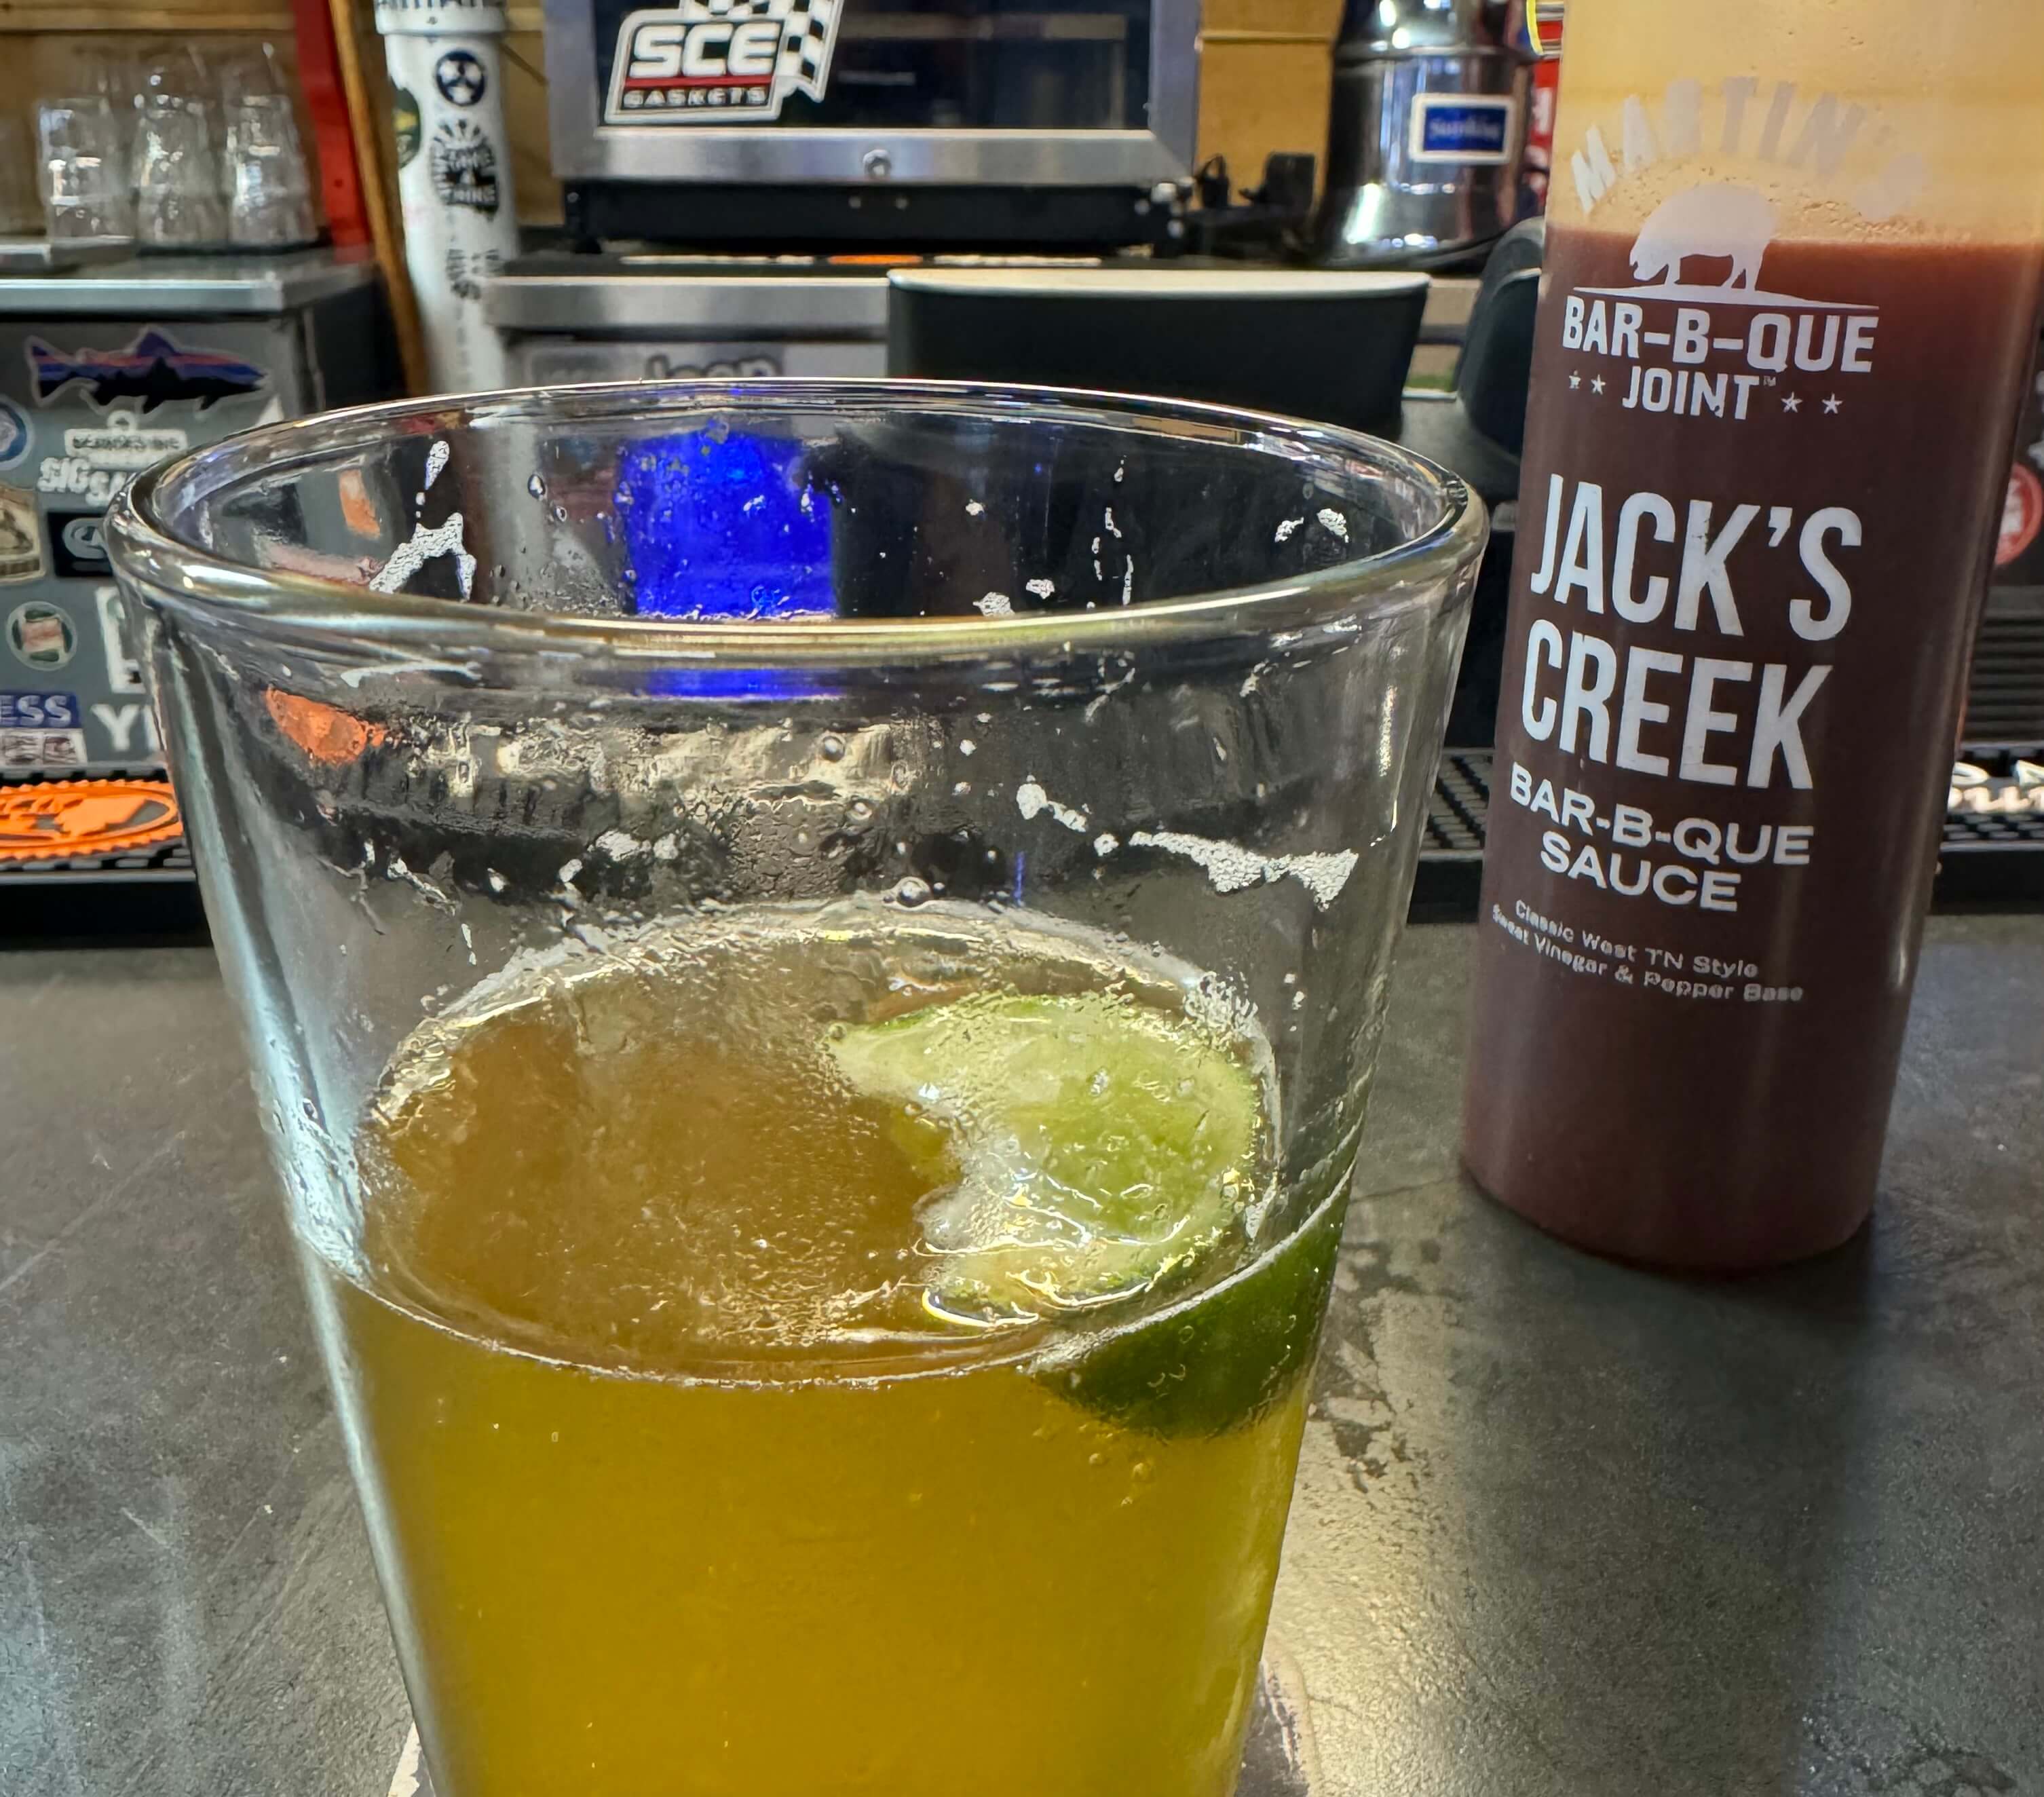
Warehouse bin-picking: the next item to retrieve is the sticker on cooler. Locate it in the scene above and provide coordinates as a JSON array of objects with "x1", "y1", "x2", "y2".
[
  {"x1": 0, "y1": 730, "x2": 86, "y2": 770},
  {"x1": 1409, "y1": 94, "x2": 1519, "y2": 166},
  {"x1": 96, "y1": 586, "x2": 145, "y2": 692},
  {"x1": 7, "y1": 599, "x2": 71, "y2": 666},
  {"x1": 0, "y1": 485, "x2": 41, "y2": 583},
  {"x1": 609, "y1": 0, "x2": 843, "y2": 124},
  {"x1": 0, "y1": 776, "x2": 181, "y2": 862},
  {"x1": 50, "y1": 510, "x2": 109, "y2": 580},
  {"x1": 92, "y1": 587, "x2": 158, "y2": 758},
  {"x1": 64, "y1": 413, "x2": 188, "y2": 470},
  {"x1": 0, "y1": 692, "x2": 86, "y2": 772},
  {"x1": 25, "y1": 330, "x2": 267, "y2": 412},
  {"x1": 0, "y1": 690, "x2": 80, "y2": 728},
  {"x1": 37, "y1": 411, "x2": 193, "y2": 508},
  {"x1": 0, "y1": 397, "x2": 30, "y2": 470},
  {"x1": 89, "y1": 700, "x2": 157, "y2": 757}
]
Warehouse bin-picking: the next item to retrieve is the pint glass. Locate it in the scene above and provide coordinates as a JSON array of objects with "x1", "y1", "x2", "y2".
[{"x1": 109, "y1": 383, "x2": 1483, "y2": 1796}]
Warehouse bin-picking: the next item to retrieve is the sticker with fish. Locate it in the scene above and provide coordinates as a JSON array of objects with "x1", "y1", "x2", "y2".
[{"x1": 25, "y1": 329, "x2": 269, "y2": 413}]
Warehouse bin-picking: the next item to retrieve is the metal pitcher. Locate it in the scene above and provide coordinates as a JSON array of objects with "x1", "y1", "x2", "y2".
[{"x1": 1314, "y1": 0, "x2": 1533, "y2": 267}]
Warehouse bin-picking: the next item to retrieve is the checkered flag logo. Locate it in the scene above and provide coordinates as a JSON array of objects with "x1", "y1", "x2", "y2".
[
  {"x1": 613, "y1": 0, "x2": 846, "y2": 122},
  {"x1": 776, "y1": 0, "x2": 839, "y2": 105},
  {"x1": 679, "y1": 0, "x2": 840, "y2": 102}
]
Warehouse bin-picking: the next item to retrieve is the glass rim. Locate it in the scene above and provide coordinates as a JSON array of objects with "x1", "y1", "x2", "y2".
[{"x1": 108, "y1": 377, "x2": 1487, "y2": 668}]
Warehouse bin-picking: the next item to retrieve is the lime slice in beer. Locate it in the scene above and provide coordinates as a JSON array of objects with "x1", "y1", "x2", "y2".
[
  {"x1": 1037, "y1": 1188, "x2": 1344, "y2": 1439},
  {"x1": 827, "y1": 990, "x2": 1264, "y2": 1327}
]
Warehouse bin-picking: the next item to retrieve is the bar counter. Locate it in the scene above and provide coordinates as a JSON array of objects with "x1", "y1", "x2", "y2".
[{"x1": 3, "y1": 913, "x2": 2039, "y2": 1795}]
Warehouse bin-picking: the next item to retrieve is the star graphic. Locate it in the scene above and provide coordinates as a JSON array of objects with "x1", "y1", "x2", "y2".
[
  {"x1": 1569, "y1": 372, "x2": 1582, "y2": 390},
  {"x1": 1591, "y1": 375, "x2": 1606, "y2": 396},
  {"x1": 1823, "y1": 394, "x2": 1843, "y2": 415},
  {"x1": 1782, "y1": 393, "x2": 1802, "y2": 413}
]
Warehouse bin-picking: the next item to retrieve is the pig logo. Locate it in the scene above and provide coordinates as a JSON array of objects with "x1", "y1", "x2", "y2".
[{"x1": 1629, "y1": 183, "x2": 1778, "y2": 290}]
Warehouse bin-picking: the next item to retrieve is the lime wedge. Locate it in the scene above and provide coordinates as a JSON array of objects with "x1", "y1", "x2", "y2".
[
  {"x1": 1038, "y1": 1189, "x2": 1344, "y2": 1439},
  {"x1": 828, "y1": 991, "x2": 1264, "y2": 1326}
]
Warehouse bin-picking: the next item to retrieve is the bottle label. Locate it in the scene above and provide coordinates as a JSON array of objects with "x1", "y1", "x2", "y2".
[{"x1": 1465, "y1": 65, "x2": 2044, "y2": 1251}]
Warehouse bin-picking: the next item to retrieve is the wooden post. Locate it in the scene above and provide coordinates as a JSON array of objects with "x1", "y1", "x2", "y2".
[{"x1": 324, "y1": 0, "x2": 429, "y2": 392}]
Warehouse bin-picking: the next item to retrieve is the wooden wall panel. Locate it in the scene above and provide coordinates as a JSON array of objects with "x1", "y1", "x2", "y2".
[
  {"x1": 1203, "y1": 0, "x2": 1342, "y2": 39},
  {"x1": 0, "y1": 31, "x2": 309, "y2": 172},
  {"x1": 1197, "y1": 39, "x2": 1334, "y2": 191},
  {"x1": 0, "y1": 3, "x2": 292, "y2": 29},
  {"x1": 499, "y1": 27, "x2": 559, "y2": 227}
]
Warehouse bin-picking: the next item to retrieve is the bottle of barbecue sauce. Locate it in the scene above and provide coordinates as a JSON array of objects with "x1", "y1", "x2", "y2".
[{"x1": 1462, "y1": 0, "x2": 2044, "y2": 1268}]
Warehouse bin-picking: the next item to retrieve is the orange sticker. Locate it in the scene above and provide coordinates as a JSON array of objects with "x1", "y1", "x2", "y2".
[
  {"x1": 0, "y1": 777, "x2": 182, "y2": 863},
  {"x1": 265, "y1": 689, "x2": 387, "y2": 765}
]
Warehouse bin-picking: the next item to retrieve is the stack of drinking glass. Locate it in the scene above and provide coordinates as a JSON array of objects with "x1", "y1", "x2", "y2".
[{"x1": 30, "y1": 41, "x2": 318, "y2": 251}]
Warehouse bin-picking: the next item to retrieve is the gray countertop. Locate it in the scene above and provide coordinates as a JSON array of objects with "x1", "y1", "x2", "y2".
[{"x1": 3, "y1": 915, "x2": 2041, "y2": 1796}]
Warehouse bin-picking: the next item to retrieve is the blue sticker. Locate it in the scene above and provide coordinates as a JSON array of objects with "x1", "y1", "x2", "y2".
[
  {"x1": 1411, "y1": 96, "x2": 1517, "y2": 165},
  {"x1": 0, "y1": 398, "x2": 29, "y2": 470},
  {"x1": 0, "y1": 690, "x2": 80, "y2": 728}
]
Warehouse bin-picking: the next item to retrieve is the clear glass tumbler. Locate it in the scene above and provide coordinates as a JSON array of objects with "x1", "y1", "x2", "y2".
[
  {"x1": 35, "y1": 94, "x2": 135, "y2": 241},
  {"x1": 108, "y1": 381, "x2": 1483, "y2": 1797},
  {"x1": 223, "y1": 92, "x2": 316, "y2": 247},
  {"x1": 132, "y1": 90, "x2": 225, "y2": 248}
]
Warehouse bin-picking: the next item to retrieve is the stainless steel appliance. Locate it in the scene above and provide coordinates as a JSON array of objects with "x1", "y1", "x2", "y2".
[
  {"x1": 542, "y1": 0, "x2": 1200, "y2": 247},
  {"x1": 0, "y1": 250, "x2": 396, "y2": 881},
  {"x1": 487, "y1": 254, "x2": 890, "y2": 383},
  {"x1": 1315, "y1": 0, "x2": 1532, "y2": 268}
]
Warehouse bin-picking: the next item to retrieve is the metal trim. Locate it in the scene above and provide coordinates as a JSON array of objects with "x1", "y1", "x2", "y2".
[
  {"x1": 888, "y1": 267, "x2": 1431, "y2": 300},
  {"x1": 1150, "y1": 0, "x2": 1200, "y2": 174},
  {"x1": 554, "y1": 126, "x2": 1189, "y2": 187},
  {"x1": 544, "y1": 0, "x2": 609, "y2": 179},
  {"x1": 485, "y1": 271, "x2": 891, "y2": 334},
  {"x1": 0, "y1": 250, "x2": 378, "y2": 319}
]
